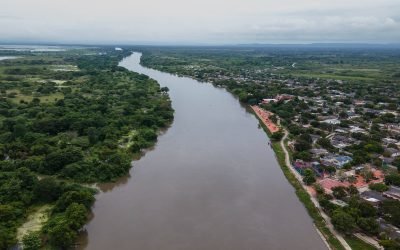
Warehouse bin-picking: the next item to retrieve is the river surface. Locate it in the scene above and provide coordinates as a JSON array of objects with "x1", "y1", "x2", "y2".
[{"x1": 79, "y1": 53, "x2": 327, "y2": 250}]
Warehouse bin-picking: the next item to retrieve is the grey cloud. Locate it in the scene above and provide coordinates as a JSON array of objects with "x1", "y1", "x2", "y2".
[{"x1": 0, "y1": 0, "x2": 399, "y2": 44}]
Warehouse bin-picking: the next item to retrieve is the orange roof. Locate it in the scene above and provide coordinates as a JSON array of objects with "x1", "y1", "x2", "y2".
[
  {"x1": 251, "y1": 105, "x2": 279, "y2": 133},
  {"x1": 319, "y1": 178, "x2": 349, "y2": 191}
]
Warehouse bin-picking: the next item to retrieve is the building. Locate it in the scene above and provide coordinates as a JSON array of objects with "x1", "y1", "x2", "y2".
[
  {"x1": 321, "y1": 155, "x2": 353, "y2": 168},
  {"x1": 383, "y1": 186, "x2": 400, "y2": 201},
  {"x1": 310, "y1": 148, "x2": 329, "y2": 157},
  {"x1": 261, "y1": 98, "x2": 277, "y2": 104},
  {"x1": 318, "y1": 178, "x2": 348, "y2": 194},
  {"x1": 275, "y1": 94, "x2": 294, "y2": 102},
  {"x1": 321, "y1": 119, "x2": 340, "y2": 125},
  {"x1": 361, "y1": 190, "x2": 387, "y2": 205}
]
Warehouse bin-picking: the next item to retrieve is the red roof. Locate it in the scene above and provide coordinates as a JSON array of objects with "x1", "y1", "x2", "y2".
[{"x1": 319, "y1": 178, "x2": 348, "y2": 192}]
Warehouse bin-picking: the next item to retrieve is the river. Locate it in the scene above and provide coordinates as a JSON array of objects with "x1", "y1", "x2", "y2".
[{"x1": 78, "y1": 52, "x2": 327, "y2": 250}]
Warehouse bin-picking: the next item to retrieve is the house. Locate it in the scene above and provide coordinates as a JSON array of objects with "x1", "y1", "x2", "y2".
[
  {"x1": 331, "y1": 135, "x2": 357, "y2": 149},
  {"x1": 318, "y1": 178, "x2": 348, "y2": 194},
  {"x1": 293, "y1": 160, "x2": 323, "y2": 177},
  {"x1": 343, "y1": 170, "x2": 356, "y2": 177},
  {"x1": 383, "y1": 138, "x2": 398, "y2": 145},
  {"x1": 261, "y1": 98, "x2": 277, "y2": 104},
  {"x1": 335, "y1": 128, "x2": 348, "y2": 134},
  {"x1": 349, "y1": 126, "x2": 366, "y2": 134},
  {"x1": 381, "y1": 157, "x2": 395, "y2": 165},
  {"x1": 386, "y1": 124, "x2": 400, "y2": 135},
  {"x1": 310, "y1": 148, "x2": 329, "y2": 157},
  {"x1": 361, "y1": 190, "x2": 387, "y2": 205},
  {"x1": 330, "y1": 199, "x2": 348, "y2": 207},
  {"x1": 321, "y1": 119, "x2": 340, "y2": 125},
  {"x1": 354, "y1": 100, "x2": 366, "y2": 106},
  {"x1": 378, "y1": 218, "x2": 400, "y2": 240},
  {"x1": 383, "y1": 186, "x2": 400, "y2": 201},
  {"x1": 275, "y1": 94, "x2": 294, "y2": 102},
  {"x1": 293, "y1": 160, "x2": 312, "y2": 175},
  {"x1": 321, "y1": 155, "x2": 353, "y2": 168},
  {"x1": 386, "y1": 147, "x2": 400, "y2": 158}
]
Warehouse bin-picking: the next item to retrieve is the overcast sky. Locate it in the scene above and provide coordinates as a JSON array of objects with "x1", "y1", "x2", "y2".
[{"x1": 1, "y1": 0, "x2": 400, "y2": 44}]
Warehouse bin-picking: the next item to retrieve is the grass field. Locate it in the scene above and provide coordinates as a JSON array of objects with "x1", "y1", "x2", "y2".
[
  {"x1": 345, "y1": 236, "x2": 377, "y2": 250},
  {"x1": 5, "y1": 89, "x2": 64, "y2": 104}
]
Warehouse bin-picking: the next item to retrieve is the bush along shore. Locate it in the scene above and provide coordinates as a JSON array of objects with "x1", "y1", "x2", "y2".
[{"x1": 0, "y1": 47, "x2": 173, "y2": 249}]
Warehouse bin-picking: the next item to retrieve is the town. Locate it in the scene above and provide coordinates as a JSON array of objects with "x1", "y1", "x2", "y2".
[{"x1": 141, "y1": 46, "x2": 400, "y2": 250}]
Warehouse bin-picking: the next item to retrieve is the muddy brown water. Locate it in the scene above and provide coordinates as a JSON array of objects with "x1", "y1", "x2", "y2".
[{"x1": 78, "y1": 53, "x2": 327, "y2": 250}]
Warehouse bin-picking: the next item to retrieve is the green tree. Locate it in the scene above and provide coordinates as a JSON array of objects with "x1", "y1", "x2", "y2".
[
  {"x1": 54, "y1": 190, "x2": 95, "y2": 212},
  {"x1": 270, "y1": 131, "x2": 284, "y2": 141},
  {"x1": 357, "y1": 217, "x2": 379, "y2": 235},
  {"x1": 34, "y1": 177, "x2": 62, "y2": 202},
  {"x1": 47, "y1": 217, "x2": 77, "y2": 249},
  {"x1": 302, "y1": 169, "x2": 316, "y2": 185},
  {"x1": 385, "y1": 174, "x2": 400, "y2": 187},
  {"x1": 22, "y1": 231, "x2": 41, "y2": 250},
  {"x1": 369, "y1": 183, "x2": 389, "y2": 192},
  {"x1": 381, "y1": 200, "x2": 400, "y2": 227},
  {"x1": 295, "y1": 139, "x2": 311, "y2": 151},
  {"x1": 65, "y1": 203, "x2": 87, "y2": 230},
  {"x1": 317, "y1": 137, "x2": 334, "y2": 151},
  {"x1": 332, "y1": 186, "x2": 347, "y2": 199},
  {"x1": 331, "y1": 210, "x2": 356, "y2": 234},
  {"x1": 379, "y1": 240, "x2": 400, "y2": 250}
]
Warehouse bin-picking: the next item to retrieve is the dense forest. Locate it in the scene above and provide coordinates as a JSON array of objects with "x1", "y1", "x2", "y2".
[{"x1": 0, "y1": 48, "x2": 173, "y2": 249}]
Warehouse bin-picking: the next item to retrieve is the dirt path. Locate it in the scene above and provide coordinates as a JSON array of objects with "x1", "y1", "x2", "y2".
[
  {"x1": 279, "y1": 128, "x2": 351, "y2": 250},
  {"x1": 17, "y1": 205, "x2": 52, "y2": 241}
]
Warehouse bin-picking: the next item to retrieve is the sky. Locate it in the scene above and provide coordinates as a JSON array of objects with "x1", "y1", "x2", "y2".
[{"x1": 1, "y1": 0, "x2": 400, "y2": 45}]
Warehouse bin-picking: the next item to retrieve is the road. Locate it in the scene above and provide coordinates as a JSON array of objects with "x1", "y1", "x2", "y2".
[{"x1": 279, "y1": 127, "x2": 351, "y2": 250}]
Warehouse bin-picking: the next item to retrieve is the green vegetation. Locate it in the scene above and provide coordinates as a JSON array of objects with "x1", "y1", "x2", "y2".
[
  {"x1": 139, "y1": 46, "x2": 400, "y2": 106},
  {"x1": 270, "y1": 141, "x2": 345, "y2": 250},
  {"x1": 0, "y1": 48, "x2": 173, "y2": 248},
  {"x1": 137, "y1": 46, "x2": 400, "y2": 249},
  {"x1": 369, "y1": 183, "x2": 389, "y2": 192},
  {"x1": 249, "y1": 109, "x2": 346, "y2": 250},
  {"x1": 344, "y1": 236, "x2": 377, "y2": 250}
]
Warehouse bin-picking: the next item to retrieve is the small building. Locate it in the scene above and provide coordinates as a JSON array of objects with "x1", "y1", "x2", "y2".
[
  {"x1": 318, "y1": 178, "x2": 348, "y2": 194},
  {"x1": 293, "y1": 160, "x2": 322, "y2": 177},
  {"x1": 275, "y1": 94, "x2": 294, "y2": 102},
  {"x1": 354, "y1": 100, "x2": 366, "y2": 106},
  {"x1": 383, "y1": 138, "x2": 398, "y2": 145},
  {"x1": 321, "y1": 155, "x2": 353, "y2": 168},
  {"x1": 383, "y1": 186, "x2": 400, "y2": 201},
  {"x1": 361, "y1": 190, "x2": 387, "y2": 205},
  {"x1": 310, "y1": 148, "x2": 328, "y2": 157},
  {"x1": 349, "y1": 126, "x2": 366, "y2": 134},
  {"x1": 321, "y1": 119, "x2": 340, "y2": 125},
  {"x1": 330, "y1": 199, "x2": 348, "y2": 207},
  {"x1": 261, "y1": 98, "x2": 277, "y2": 104}
]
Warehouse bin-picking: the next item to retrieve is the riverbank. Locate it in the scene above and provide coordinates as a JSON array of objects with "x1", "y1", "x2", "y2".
[
  {"x1": 79, "y1": 52, "x2": 330, "y2": 250},
  {"x1": 250, "y1": 106, "x2": 345, "y2": 250},
  {"x1": 251, "y1": 105, "x2": 378, "y2": 250},
  {"x1": 0, "y1": 49, "x2": 174, "y2": 249}
]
